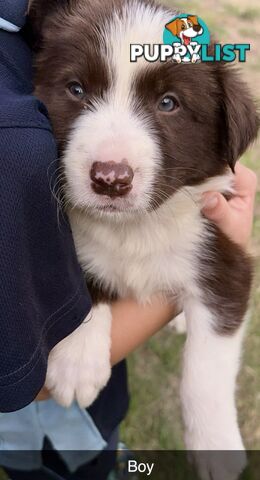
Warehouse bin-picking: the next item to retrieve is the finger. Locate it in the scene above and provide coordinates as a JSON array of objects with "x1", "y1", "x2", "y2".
[
  {"x1": 233, "y1": 163, "x2": 258, "y2": 196},
  {"x1": 202, "y1": 193, "x2": 231, "y2": 225}
]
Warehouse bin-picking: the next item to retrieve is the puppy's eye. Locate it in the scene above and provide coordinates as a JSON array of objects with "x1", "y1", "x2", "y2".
[
  {"x1": 158, "y1": 95, "x2": 179, "y2": 113},
  {"x1": 67, "y1": 82, "x2": 85, "y2": 100}
]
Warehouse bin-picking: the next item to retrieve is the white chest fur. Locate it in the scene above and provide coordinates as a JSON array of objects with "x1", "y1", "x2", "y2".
[{"x1": 68, "y1": 179, "x2": 228, "y2": 302}]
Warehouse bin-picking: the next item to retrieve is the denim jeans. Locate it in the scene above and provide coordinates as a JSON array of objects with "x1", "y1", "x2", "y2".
[{"x1": 3, "y1": 429, "x2": 119, "y2": 480}]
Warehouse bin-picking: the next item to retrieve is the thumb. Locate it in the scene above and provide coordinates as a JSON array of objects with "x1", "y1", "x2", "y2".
[{"x1": 202, "y1": 193, "x2": 231, "y2": 226}]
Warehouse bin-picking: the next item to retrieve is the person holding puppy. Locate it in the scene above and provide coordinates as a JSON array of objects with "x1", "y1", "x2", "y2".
[{"x1": 0, "y1": 1, "x2": 257, "y2": 479}]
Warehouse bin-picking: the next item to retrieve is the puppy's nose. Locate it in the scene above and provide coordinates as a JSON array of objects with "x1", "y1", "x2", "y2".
[
  {"x1": 90, "y1": 161, "x2": 134, "y2": 198},
  {"x1": 193, "y1": 24, "x2": 202, "y2": 32}
]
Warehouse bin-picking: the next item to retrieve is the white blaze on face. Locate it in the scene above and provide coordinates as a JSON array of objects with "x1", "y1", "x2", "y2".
[
  {"x1": 104, "y1": 2, "x2": 172, "y2": 103},
  {"x1": 179, "y1": 18, "x2": 203, "y2": 44},
  {"x1": 63, "y1": 2, "x2": 177, "y2": 213}
]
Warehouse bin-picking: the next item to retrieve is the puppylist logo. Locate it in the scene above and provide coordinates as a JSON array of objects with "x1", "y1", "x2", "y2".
[{"x1": 130, "y1": 13, "x2": 250, "y2": 64}]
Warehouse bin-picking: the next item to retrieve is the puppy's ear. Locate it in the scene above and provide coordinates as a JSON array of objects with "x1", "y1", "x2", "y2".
[
  {"x1": 165, "y1": 19, "x2": 180, "y2": 37},
  {"x1": 220, "y1": 66, "x2": 259, "y2": 171},
  {"x1": 187, "y1": 15, "x2": 199, "y2": 26},
  {"x1": 28, "y1": 0, "x2": 68, "y2": 45}
]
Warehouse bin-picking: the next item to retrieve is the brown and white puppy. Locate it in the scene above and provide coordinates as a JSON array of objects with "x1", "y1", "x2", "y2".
[
  {"x1": 166, "y1": 15, "x2": 203, "y2": 45},
  {"x1": 29, "y1": 1, "x2": 258, "y2": 478}
]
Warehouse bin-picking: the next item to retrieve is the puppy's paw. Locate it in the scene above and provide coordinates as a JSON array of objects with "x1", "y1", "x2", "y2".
[
  {"x1": 190, "y1": 450, "x2": 247, "y2": 480},
  {"x1": 45, "y1": 304, "x2": 112, "y2": 408},
  {"x1": 75, "y1": 304, "x2": 112, "y2": 407},
  {"x1": 187, "y1": 431, "x2": 246, "y2": 480}
]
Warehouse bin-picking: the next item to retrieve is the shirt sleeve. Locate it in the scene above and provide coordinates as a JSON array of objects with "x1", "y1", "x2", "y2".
[{"x1": 0, "y1": 125, "x2": 92, "y2": 412}]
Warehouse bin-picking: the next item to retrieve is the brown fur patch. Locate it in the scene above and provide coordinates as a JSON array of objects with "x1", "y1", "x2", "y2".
[
  {"x1": 133, "y1": 59, "x2": 258, "y2": 207},
  {"x1": 199, "y1": 224, "x2": 253, "y2": 334}
]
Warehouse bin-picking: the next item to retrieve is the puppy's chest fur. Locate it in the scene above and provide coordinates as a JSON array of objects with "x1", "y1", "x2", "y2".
[{"x1": 69, "y1": 195, "x2": 206, "y2": 303}]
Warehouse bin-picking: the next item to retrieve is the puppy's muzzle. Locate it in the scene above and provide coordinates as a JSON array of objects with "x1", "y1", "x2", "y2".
[
  {"x1": 90, "y1": 161, "x2": 134, "y2": 198},
  {"x1": 193, "y1": 24, "x2": 202, "y2": 33}
]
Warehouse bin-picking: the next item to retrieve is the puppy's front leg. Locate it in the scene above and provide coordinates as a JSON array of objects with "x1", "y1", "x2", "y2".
[
  {"x1": 46, "y1": 303, "x2": 112, "y2": 408},
  {"x1": 181, "y1": 299, "x2": 246, "y2": 480}
]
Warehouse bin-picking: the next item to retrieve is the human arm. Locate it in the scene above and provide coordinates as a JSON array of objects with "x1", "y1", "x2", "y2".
[{"x1": 110, "y1": 297, "x2": 180, "y2": 366}]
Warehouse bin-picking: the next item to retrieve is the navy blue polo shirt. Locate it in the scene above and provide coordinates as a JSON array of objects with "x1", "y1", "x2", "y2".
[{"x1": 0, "y1": 0, "x2": 129, "y2": 433}]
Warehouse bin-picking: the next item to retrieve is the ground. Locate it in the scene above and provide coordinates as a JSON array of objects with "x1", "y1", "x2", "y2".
[{"x1": 122, "y1": 0, "x2": 260, "y2": 452}]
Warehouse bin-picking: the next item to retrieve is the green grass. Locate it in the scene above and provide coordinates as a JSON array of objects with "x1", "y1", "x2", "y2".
[{"x1": 223, "y1": 3, "x2": 260, "y2": 20}]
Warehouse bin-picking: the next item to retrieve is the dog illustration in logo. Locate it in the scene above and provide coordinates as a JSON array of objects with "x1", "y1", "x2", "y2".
[
  {"x1": 166, "y1": 15, "x2": 204, "y2": 46},
  {"x1": 165, "y1": 16, "x2": 204, "y2": 63}
]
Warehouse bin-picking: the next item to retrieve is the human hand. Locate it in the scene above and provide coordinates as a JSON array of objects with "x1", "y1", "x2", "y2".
[{"x1": 202, "y1": 163, "x2": 257, "y2": 248}]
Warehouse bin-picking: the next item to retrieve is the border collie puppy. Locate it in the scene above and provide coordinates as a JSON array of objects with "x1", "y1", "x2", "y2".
[{"x1": 30, "y1": 0, "x2": 258, "y2": 476}]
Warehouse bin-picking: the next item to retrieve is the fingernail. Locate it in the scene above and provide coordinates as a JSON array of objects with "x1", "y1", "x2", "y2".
[{"x1": 203, "y1": 195, "x2": 218, "y2": 210}]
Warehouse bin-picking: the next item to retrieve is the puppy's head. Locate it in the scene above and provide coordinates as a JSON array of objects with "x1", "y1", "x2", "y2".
[
  {"x1": 166, "y1": 15, "x2": 203, "y2": 44},
  {"x1": 30, "y1": 0, "x2": 258, "y2": 217}
]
